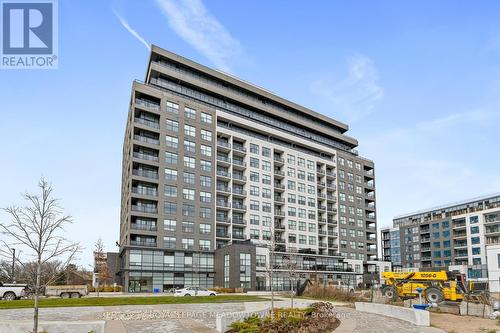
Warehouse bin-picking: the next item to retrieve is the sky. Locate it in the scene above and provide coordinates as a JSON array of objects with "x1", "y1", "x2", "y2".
[{"x1": 1, "y1": 0, "x2": 499, "y2": 266}]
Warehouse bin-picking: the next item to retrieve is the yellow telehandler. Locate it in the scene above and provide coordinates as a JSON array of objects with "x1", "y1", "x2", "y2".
[{"x1": 381, "y1": 271, "x2": 489, "y2": 303}]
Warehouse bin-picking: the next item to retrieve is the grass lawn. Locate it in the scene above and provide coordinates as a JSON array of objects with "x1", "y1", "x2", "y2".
[{"x1": 0, "y1": 295, "x2": 266, "y2": 309}]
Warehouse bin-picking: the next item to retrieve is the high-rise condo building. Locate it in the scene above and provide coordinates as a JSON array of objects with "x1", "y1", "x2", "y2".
[{"x1": 119, "y1": 45, "x2": 379, "y2": 292}]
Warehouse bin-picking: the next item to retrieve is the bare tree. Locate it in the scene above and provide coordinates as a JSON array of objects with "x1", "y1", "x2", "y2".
[
  {"x1": 93, "y1": 238, "x2": 110, "y2": 295},
  {"x1": 0, "y1": 178, "x2": 80, "y2": 333},
  {"x1": 261, "y1": 221, "x2": 279, "y2": 316},
  {"x1": 281, "y1": 252, "x2": 299, "y2": 308}
]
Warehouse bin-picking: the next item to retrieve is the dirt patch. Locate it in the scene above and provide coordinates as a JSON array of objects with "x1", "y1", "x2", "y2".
[{"x1": 431, "y1": 312, "x2": 500, "y2": 333}]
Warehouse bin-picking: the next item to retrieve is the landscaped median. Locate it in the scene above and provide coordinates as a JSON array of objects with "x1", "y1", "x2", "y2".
[{"x1": 0, "y1": 295, "x2": 266, "y2": 309}]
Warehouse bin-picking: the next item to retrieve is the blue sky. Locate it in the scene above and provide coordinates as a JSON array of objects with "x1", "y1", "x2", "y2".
[{"x1": 1, "y1": 0, "x2": 500, "y2": 266}]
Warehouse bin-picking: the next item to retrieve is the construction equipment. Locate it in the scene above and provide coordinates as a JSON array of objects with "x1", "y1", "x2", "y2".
[{"x1": 381, "y1": 271, "x2": 489, "y2": 304}]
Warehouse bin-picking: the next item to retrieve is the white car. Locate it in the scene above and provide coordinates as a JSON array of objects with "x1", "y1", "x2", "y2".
[{"x1": 174, "y1": 287, "x2": 217, "y2": 297}]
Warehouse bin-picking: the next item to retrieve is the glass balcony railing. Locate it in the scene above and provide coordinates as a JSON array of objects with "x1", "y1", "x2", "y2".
[
  {"x1": 134, "y1": 117, "x2": 160, "y2": 129},
  {"x1": 135, "y1": 98, "x2": 160, "y2": 111}
]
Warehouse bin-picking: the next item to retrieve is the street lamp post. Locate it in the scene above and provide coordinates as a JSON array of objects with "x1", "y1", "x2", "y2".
[{"x1": 11, "y1": 248, "x2": 15, "y2": 283}]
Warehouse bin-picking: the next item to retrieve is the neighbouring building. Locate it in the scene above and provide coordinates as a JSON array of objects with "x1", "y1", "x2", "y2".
[
  {"x1": 118, "y1": 45, "x2": 378, "y2": 292},
  {"x1": 381, "y1": 193, "x2": 500, "y2": 291}
]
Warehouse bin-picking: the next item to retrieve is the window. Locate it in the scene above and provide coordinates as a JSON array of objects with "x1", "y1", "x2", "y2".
[
  {"x1": 199, "y1": 239, "x2": 211, "y2": 251},
  {"x1": 262, "y1": 147, "x2": 271, "y2": 157},
  {"x1": 287, "y1": 154, "x2": 295, "y2": 164},
  {"x1": 165, "y1": 152, "x2": 178, "y2": 164},
  {"x1": 166, "y1": 135, "x2": 178, "y2": 148},
  {"x1": 184, "y1": 125, "x2": 196, "y2": 138},
  {"x1": 250, "y1": 157, "x2": 259, "y2": 168},
  {"x1": 308, "y1": 223, "x2": 316, "y2": 232},
  {"x1": 307, "y1": 160, "x2": 314, "y2": 169},
  {"x1": 471, "y1": 236, "x2": 480, "y2": 245},
  {"x1": 182, "y1": 238, "x2": 194, "y2": 250},
  {"x1": 250, "y1": 143, "x2": 259, "y2": 154},
  {"x1": 250, "y1": 172, "x2": 259, "y2": 182},
  {"x1": 308, "y1": 236, "x2": 316, "y2": 245},
  {"x1": 470, "y1": 216, "x2": 479, "y2": 224},
  {"x1": 164, "y1": 202, "x2": 177, "y2": 214},
  {"x1": 250, "y1": 229, "x2": 260, "y2": 240},
  {"x1": 287, "y1": 167, "x2": 296, "y2": 177},
  {"x1": 200, "y1": 207, "x2": 211, "y2": 218},
  {"x1": 355, "y1": 162, "x2": 361, "y2": 171},
  {"x1": 262, "y1": 160, "x2": 271, "y2": 171},
  {"x1": 288, "y1": 180, "x2": 296, "y2": 190},
  {"x1": 442, "y1": 230, "x2": 450, "y2": 237},
  {"x1": 183, "y1": 188, "x2": 195, "y2": 200},
  {"x1": 443, "y1": 240, "x2": 451, "y2": 247},
  {"x1": 183, "y1": 172, "x2": 195, "y2": 184},
  {"x1": 166, "y1": 119, "x2": 178, "y2": 132},
  {"x1": 184, "y1": 106, "x2": 196, "y2": 119},
  {"x1": 262, "y1": 175, "x2": 271, "y2": 185},
  {"x1": 262, "y1": 202, "x2": 271, "y2": 213},
  {"x1": 288, "y1": 207, "x2": 296, "y2": 217},
  {"x1": 288, "y1": 193, "x2": 296, "y2": 203},
  {"x1": 184, "y1": 156, "x2": 195, "y2": 168},
  {"x1": 250, "y1": 200, "x2": 259, "y2": 211},
  {"x1": 182, "y1": 204, "x2": 194, "y2": 217},
  {"x1": 298, "y1": 221, "x2": 306, "y2": 231},
  {"x1": 164, "y1": 236, "x2": 176, "y2": 249},
  {"x1": 470, "y1": 226, "x2": 479, "y2": 234},
  {"x1": 250, "y1": 214, "x2": 260, "y2": 225},
  {"x1": 432, "y1": 232, "x2": 440, "y2": 238},
  {"x1": 164, "y1": 185, "x2": 177, "y2": 197},
  {"x1": 200, "y1": 160, "x2": 212, "y2": 172},
  {"x1": 256, "y1": 255, "x2": 266, "y2": 268},
  {"x1": 442, "y1": 220, "x2": 449, "y2": 228},
  {"x1": 338, "y1": 157, "x2": 344, "y2": 166},
  {"x1": 262, "y1": 216, "x2": 271, "y2": 227},
  {"x1": 201, "y1": 144, "x2": 212, "y2": 157},
  {"x1": 200, "y1": 191, "x2": 212, "y2": 203},
  {"x1": 299, "y1": 235, "x2": 307, "y2": 244},
  {"x1": 472, "y1": 247, "x2": 481, "y2": 255},
  {"x1": 298, "y1": 157, "x2": 305, "y2": 167},
  {"x1": 200, "y1": 175, "x2": 212, "y2": 187},
  {"x1": 184, "y1": 140, "x2": 196, "y2": 153},
  {"x1": 239, "y1": 253, "x2": 251, "y2": 288},
  {"x1": 262, "y1": 188, "x2": 271, "y2": 199},
  {"x1": 288, "y1": 220, "x2": 296, "y2": 230},
  {"x1": 201, "y1": 129, "x2": 212, "y2": 141},
  {"x1": 166, "y1": 101, "x2": 179, "y2": 113},
  {"x1": 165, "y1": 168, "x2": 177, "y2": 181},
  {"x1": 201, "y1": 112, "x2": 212, "y2": 123},
  {"x1": 182, "y1": 221, "x2": 194, "y2": 233},
  {"x1": 432, "y1": 223, "x2": 439, "y2": 229},
  {"x1": 164, "y1": 219, "x2": 176, "y2": 232}
]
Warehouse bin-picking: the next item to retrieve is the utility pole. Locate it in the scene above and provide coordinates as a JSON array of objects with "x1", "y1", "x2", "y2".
[{"x1": 11, "y1": 248, "x2": 15, "y2": 283}]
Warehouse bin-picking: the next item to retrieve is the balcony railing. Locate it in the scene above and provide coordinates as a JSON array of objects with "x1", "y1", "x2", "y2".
[
  {"x1": 274, "y1": 170, "x2": 285, "y2": 176},
  {"x1": 135, "y1": 98, "x2": 160, "y2": 111},
  {"x1": 326, "y1": 171, "x2": 336, "y2": 178},
  {"x1": 132, "y1": 169, "x2": 158, "y2": 179},
  {"x1": 232, "y1": 188, "x2": 247, "y2": 196},
  {"x1": 274, "y1": 157, "x2": 284, "y2": 163},
  {"x1": 216, "y1": 216, "x2": 230, "y2": 223},
  {"x1": 233, "y1": 159, "x2": 246, "y2": 167},
  {"x1": 274, "y1": 210, "x2": 285, "y2": 217},
  {"x1": 131, "y1": 205, "x2": 158, "y2": 214},
  {"x1": 233, "y1": 174, "x2": 247, "y2": 181},
  {"x1": 216, "y1": 232, "x2": 231, "y2": 238},
  {"x1": 131, "y1": 223, "x2": 157, "y2": 231},
  {"x1": 233, "y1": 145, "x2": 246, "y2": 152},
  {"x1": 217, "y1": 170, "x2": 231, "y2": 178},
  {"x1": 134, "y1": 135, "x2": 159, "y2": 145},
  {"x1": 134, "y1": 117, "x2": 160, "y2": 129},
  {"x1": 130, "y1": 240, "x2": 157, "y2": 247},
  {"x1": 232, "y1": 219, "x2": 246, "y2": 225},
  {"x1": 274, "y1": 197, "x2": 285, "y2": 203},
  {"x1": 217, "y1": 141, "x2": 231, "y2": 149},
  {"x1": 216, "y1": 201, "x2": 231, "y2": 208},
  {"x1": 232, "y1": 203, "x2": 246, "y2": 210},
  {"x1": 216, "y1": 185, "x2": 230, "y2": 192},
  {"x1": 217, "y1": 156, "x2": 231, "y2": 163},
  {"x1": 317, "y1": 182, "x2": 326, "y2": 187},
  {"x1": 317, "y1": 169, "x2": 325, "y2": 174},
  {"x1": 132, "y1": 187, "x2": 158, "y2": 196},
  {"x1": 133, "y1": 152, "x2": 159, "y2": 162},
  {"x1": 274, "y1": 183, "x2": 285, "y2": 189}
]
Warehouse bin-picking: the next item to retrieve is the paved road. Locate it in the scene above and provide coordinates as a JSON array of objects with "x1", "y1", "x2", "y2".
[{"x1": 0, "y1": 299, "x2": 444, "y2": 333}]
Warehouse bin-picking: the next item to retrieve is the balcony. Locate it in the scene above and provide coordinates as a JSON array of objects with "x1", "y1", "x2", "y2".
[
  {"x1": 133, "y1": 135, "x2": 159, "y2": 146},
  {"x1": 233, "y1": 159, "x2": 247, "y2": 168},
  {"x1": 318, "y1": 205, "x2": 326, "y2": 211},
  {"x1": 454, "y1": 241, "x2": 468, "y2": 248},
  {"x1": 131, "y1": 223, "x2": 157, "y2": 231},
  {"x1": 318, "y1": 217, "x2": 326, "y2": 223},
  {"x1": 318, "y1": 193, "x2": 326, "y2": 199},
  {"x1": 217, "y1": 140, "x2": 231, "y2": 150},
  {"x1": 216, "y1": 170, "x2": 231, "y2": 178},
  {"x1": 232, "y1": 219, "x2": 246, "y2": 225},
  {"x1": 274, "y1": 196, "x2": 285, "y2": 203},
  {"x1": 216, "y1": 185, "x2": 231, "y2": 193},
  {"x1": 131, "y1": 205, "x2": 157, "y2": 214},
  {"x1": 274, "y1": 183, "x2": 285, "y2": 190},
  {"x1": 317, "y1": 169, "x2": 325, "y2": 175},
  {"x1": 327, "y1": 219, "x2": 337, "y2": 225},
  {"x1": 319, "y1": 242, "x2": 328, "y2": 248},
  {"x1": 326, "y1": 183, "x2": 336, "y2": 190},
  {"x1": 328, "y1": 230, "x2": 338, "y2": 237},
  {"x1": 274, "y1": 210, "x2": 285, "y2": 217},
  {"x1": 232, "y1": 188, "x2": 247, "y2": 196},
  {"x1": 216, "y1": 200, "x2": 231, "y2": 208},
  {"x1": 275, "y1": 223, "x2": 286, "y2": 230},
  {"x1": 217, "y1": 155, "x2": 231, "y2": 164},
  {"x1": 130, "y1": 240, "x2": 157, "y2": 247},
  {"x1": 133, "y1": 152, "x2": 159, "y2": 162},
  {"x1": 216, "y1": 232, "x2": 231, "y2": 238},
  {"x1": 326, "y1": 171, "x2": 336, "y2": 178},
  {"x1": 318, "y1": 230, "x2": 327, "y2": 236},
  {"x1": 274, "y1": 169, "x2": 285, "y2": 177},
  {"x1": 132, "y1": 169, "x2": 158, "y2": 179},
  {"x1": 365, "y1": 182, "x2": 374, "y2": 188},
  {"x1": 132, "y1": 187, "x2": 158, "y2": 197},
  {"x1": 274, "y1": 156, "x2": 284, "y2": 164},
  {"x1": 453, "y1": 231, "x2": 467, "y2": 238},
  {"x1": 135, "y1": 98, "x2": 160, "y2": 111},
  {"x1": 216, "y1": 215, "x2": 230, "y2": 223},
  {"x1": 327, "y1": 195, "x2": 336, "y2": 202},
  {"x1": 232, "y1": 203, "x2": 246, "y2": 211},
  {"x1": 233, "y1": 234, "x2": 245, "y2": 240},
  {"x1": 233, "y1": 144, "x2": 246, "y2": 153},
  {"x1": 317, "y1": 181, "x2": 326, "y2": 188},
  {"x1": 232, "y1": 173, "x2": 247, "y2": 182},
  {"x1": 134, "y1": 117, "x2": 160, "y2": 129}
]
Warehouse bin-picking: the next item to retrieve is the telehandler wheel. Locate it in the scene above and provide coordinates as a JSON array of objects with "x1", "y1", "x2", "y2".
[
  {"x1": 425, "y1": 286, "x2": 444, "y2": 303},
  {"x1": 381, "y1": 286, "x2": 399, "y2": 301}
]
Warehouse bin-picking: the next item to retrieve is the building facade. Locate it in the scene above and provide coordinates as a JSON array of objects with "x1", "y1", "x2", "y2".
[
  {"x1": 119, "y1": 45, "x2": 378, "y2": 292},
  {"x1": 381, "y1": 193, "x2": 500, "y2": 291}
]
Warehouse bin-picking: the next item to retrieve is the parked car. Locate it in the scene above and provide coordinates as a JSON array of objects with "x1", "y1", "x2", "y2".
[
  {"x1": 45, "y1": 285, "x2": 89, "y2": 298},
  {"x1": 174, "y1": 287, "x2": 217, "y2": 297},
  {"x1": 332, "y1": 280, "x2": 355, "y2": 293},
  {"x1": 0, "y1": 282, "x2": 29, "y2": 301}
]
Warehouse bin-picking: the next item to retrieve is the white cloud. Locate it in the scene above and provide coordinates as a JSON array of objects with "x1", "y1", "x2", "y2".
[
  {"x1": 416, "y1": 109, "x2": 498, "y2": 131},
  {"x1": 155, "y1": 0, "x2": 243, "y2": 72},
  {"x1": 113, "y1": 9, "x2": 150, "y2": 51},
  {"x1": 310, "y1": 55, "x2": 384, "y2": 122}
]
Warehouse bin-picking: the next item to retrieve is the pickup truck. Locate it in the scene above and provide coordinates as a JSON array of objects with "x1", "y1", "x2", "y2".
[
  {"x1": 332, "y1": 280, "x2": 355, "y2": 293},
  {"x1": 45, "y1": 285, "x2": 89, "y2": 298},
  {"x1": 0, "y1": 282, "x2": 29, "y2": 300}
]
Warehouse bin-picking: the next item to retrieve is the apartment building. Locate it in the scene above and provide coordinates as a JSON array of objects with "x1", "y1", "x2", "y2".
[
  {"x1": 119, "y1": 45, "x2": 378, "y2": 292},
  {"x1": 381, "y1": 193, "x2": 500, "y2": 291}
]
